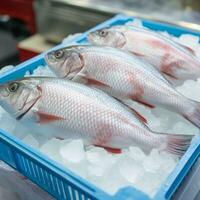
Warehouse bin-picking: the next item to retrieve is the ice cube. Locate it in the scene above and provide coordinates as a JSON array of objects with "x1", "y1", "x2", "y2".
[
  {"x1": 0, "y1": 111, "x2": 17, "y2": 133},
  {"x1": 62, "y1": 33, "x2": 82, "y2": 44},
  {"x1": 119, "y1": 158, "x2": 143, "y2": 183},
  {"x1": 128, "y1": 146, "x2": 146, "y2": 161},
  {"x1": 159, "y1": 151, "x2": 177, "y2": 172},
  {"x1": 125, "y1": 19, "x2": 143, "y2": 28},
  {"x1": 86, "y1": 146, "x2": 118, "y2": 166},
  {"x1": 143, "y1": 149, "x2": 162, "y2": 173},
  {"x1": 178, "y1": 34, "x2": 199, "y2": 48},
  {"x1": 40, "y1": 138, "x2": 64, "y2": 162},
  {"x1": 60, "y1": 139, "x2": 85, "y2": 163},
  {"x1": 176, "y1": 79, "x2": 200, "y2": 101},
  {"x1": 23, "y1": 135, "x2": 39, "y2": 148},
  {"x1": 86, "y1": 146, "x2": 119, "y2": 179},
  {"x1": 90, "y1": 161, "x2": 128, "y2": 195},
  {"x1": 0, "y1": 65, "x2": 14, "y2": 75},
  {"x1": 26, "y1": 65, "x2": 55, "y2": 77},
  {"x1": 135, "y1": 171, "x2": 165, "y2": 197},
  {"x1": 171, "y1": 121, "x2": 199, "y2": 135},
  {"x1": 25, "y1": 71, "x2": 31, "y2": 76},
  {"x1": 150, "y1": 107, "x2": 178, "y2": 132},
  {"x1": 160, "y1": 31, "x2": 173, "y2": 39},
  {"x1": 87, "y1": 164, "x2": 105, "y2": 177},
  {"x1": 86, "y1": 147, "x2": 107, "y2": 165}
]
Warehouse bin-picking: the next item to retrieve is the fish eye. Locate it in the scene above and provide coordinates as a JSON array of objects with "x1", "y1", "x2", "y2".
[
  {"x1": 99, "y1": 30, "x2": 108, "y2": 37},
  {"x1": 54, "y1": 50, "x2": 64, "y2": 59},
  {"x1": 8, "y1": 82, "x2": 19, "y2": 93}
]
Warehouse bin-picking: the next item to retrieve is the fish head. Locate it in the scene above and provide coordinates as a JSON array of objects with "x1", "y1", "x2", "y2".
[
  {"x1": 0, "y1": 78, "x2": 42, "y2": 120},
  {"x1": 88, "y1": 27, "x2": 126, "y2": 48},
  {"x1": 45, "y1": 46, "x2": 84, "y2": 79}
]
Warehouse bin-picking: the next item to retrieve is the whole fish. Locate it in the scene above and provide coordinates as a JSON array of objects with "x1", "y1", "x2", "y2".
[
  {"x1": 0, "y1": 77, "x2": 193, "y2": 156},
  {"x1": 45, "y1": 45, "x2": 200, "y2": 129},
  {"x1": 88, "y1": 25, "x2": 200, "y2": 80}
]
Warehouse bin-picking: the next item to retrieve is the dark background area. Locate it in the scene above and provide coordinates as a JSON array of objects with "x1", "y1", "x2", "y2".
[{"x1": 0, "y1": 17, "x2": 31, "y2": 67}]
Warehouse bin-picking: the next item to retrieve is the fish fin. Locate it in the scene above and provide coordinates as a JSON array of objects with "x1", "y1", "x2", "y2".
[
  {"x1": 162, "y1": 71, "x2": 178, "y2": 80},
  {"x1": 130, "y1": 97, "x2": 155, "y2": 109},
  {"x1": 184, "y1": 46, "x2": 196, "y2": 55},
  {"x1": 129, "y1": 107, "x2": 147, "y2": 124},
  {"x1": 116, "y1": 98, "x2": 148, "y2": 124},
  {"x1": 184, "y1": 102, "x2": 200, "y2": 128},
  {"x1": 179, "y1": 44, "x2": 196, "y2": 55},
  {"x1": 131, "y1": 51, "x2": 145, "y2": 57},
  {"x1": 36, "y1": 111, "x2": 64, "y2": 124},
  {"x1": 155, "y1": 132, "x2": 193, "y2": 157},
  {"x1": 95, "y1": 145, "x2": 122, "y2": 154},
  {"x1": 80, "y1": 75, "x2": 110, "y2": 88},
  {"x1": 165, "y1": 134, "x2": 193, "y2": 157}
]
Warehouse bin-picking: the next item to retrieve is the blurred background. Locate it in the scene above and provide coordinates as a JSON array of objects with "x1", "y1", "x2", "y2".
[{"x1": 0, "y1": 0, "x2": 200, "y2": 67}]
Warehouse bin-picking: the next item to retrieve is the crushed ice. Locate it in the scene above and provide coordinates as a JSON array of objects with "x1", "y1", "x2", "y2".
[{"x1": 0, "y1": 18, "x2": 200, "y2": 198}]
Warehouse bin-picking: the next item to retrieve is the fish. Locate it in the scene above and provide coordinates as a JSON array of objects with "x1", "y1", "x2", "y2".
[
  {"x1": 88, "y1": 25, "x2": 200, "y2": 81},
  {"x1": 0, "y1": 77, "x2": 193, "y2": 156},
  {"x1": 45, "y1": 45, "x2": 200, "y2": 129}
]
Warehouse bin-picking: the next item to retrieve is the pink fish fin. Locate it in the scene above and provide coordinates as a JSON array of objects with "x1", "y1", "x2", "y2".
[
  {"x1": 129, "y1": 95, "x2": 155, "y2": 109},
  {"x1": 130, "y1": 51, "x2": 145, "y2": 57},
  {"x1": 55, "y1": 136, "x2": 65, "y2": 140},
  {"x1": 135, "y1": 99, "x2": 155, "y2": 109},
  {"x1": 95, "y1": 144, "x2": 122, "y2": 154},
  {"x1": 36, "y1": 111, "x2": 64, "y2": 124},
  {"x1": 179, "y1": 44, "x2": 196, "y2": 55},
  {"x1": 79, "y1": 75, "x2": 110, "y2": 88},
  {"x1": 129, "y1": 107, "x2": 148, "y2": 124},
  {"x1": 116, "y1": 98, "x2": 148, "y2": 124},
  {"x1": 153, "y1": 131, "x2": 193, "y2": 156},
  {"x1": 183, "y1": 102, "x2": 200, "y2": 128},
  {"x1": 159, "y1": 132, "x2": 193, "y2": 157},
  {"x1": 162, "y1": 70, "x2": 178, "y2": 80}
]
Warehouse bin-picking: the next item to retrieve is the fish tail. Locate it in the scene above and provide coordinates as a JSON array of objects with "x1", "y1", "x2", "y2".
[
  {"x1": 183, "y1": 101, "x2": 200, "y2": 128},
  {"x1": 162, "y1": 133, "x2": 193, "y2": 157}
]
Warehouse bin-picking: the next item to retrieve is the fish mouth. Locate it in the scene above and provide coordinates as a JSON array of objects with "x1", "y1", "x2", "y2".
[
  {"x1": 87, "y1": 32, "x2": 94, "y2": 41},
  {"x1": 16, "y1": 95, "x2": 41, "y2": 120},
  {"x1": 87, "y1": 33, "x2": 99, "y2": 44},
  {"x1": 44, "y1": 53, "x2": 55, "y2": 65}
]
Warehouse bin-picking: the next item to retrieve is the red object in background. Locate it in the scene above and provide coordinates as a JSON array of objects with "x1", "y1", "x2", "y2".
[
  {"x1": 17, "y1": 47, "x2": 39, "y2": 62},
  {"x1": 0, "y1": 0, "x2": 36, "y2": 34}
]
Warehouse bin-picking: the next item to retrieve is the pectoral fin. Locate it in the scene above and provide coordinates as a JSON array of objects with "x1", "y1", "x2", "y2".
[
  {"x1": 131, "y1": 51, "x2": 145, "y2": 57},
  {"x1": 179, "y1": 44, "x2": 196, "y2": 56},
  {"x1": 129, "y1": 95, "x2": 155, "y2": 109},
  {"x1": 162, "y1": 71, "x2": 178, "y2": 80},
  {"x1": 95, "y1": 145, "x2": 122, "y2": 154},
  {"x1": 81, "y1": 76, "x2": 110, "y2": 88},
  {"x1": 130, "y1": 108, "x2": 148, "y2": 123},
  {"x1": 36, "y1": 111, "x2": 64, "y2": 124}
]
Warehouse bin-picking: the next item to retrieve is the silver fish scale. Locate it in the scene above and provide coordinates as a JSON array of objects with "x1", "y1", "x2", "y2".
[
  {"x1": 111, "y1": 25, "x2": 197, "y2": 59},
  {"x1": 79, "y1": 47, "x2": 192, "y2": 114},
  {"x1": 48, "y1": 79, "x2": 144, "y2": 128},
  {"x1": 112, "y1": 26, "x2": 200, "y2": 80},
  {"x1": 80, "y1": 46, "x2": 169, "y2": 84},
  {"x1": 36, "y1": 81, "x2": 162, "y2": 149}
]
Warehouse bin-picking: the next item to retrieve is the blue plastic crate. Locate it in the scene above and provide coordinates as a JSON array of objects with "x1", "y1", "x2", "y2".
[{"x1": 0, "y1": 14, "x2": 200, "y2": 200}]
